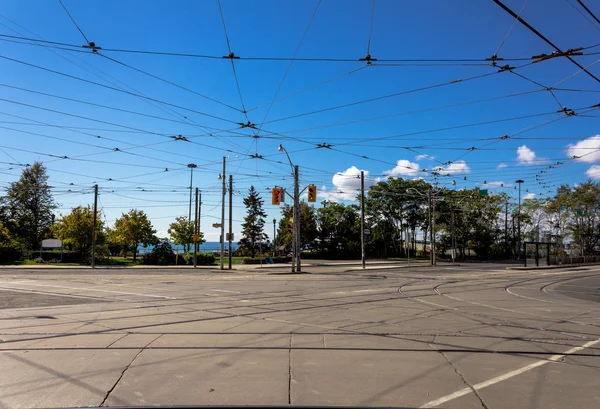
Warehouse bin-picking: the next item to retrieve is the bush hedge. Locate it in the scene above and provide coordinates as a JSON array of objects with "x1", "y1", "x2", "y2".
[
  {"x1": 183, "y1": 252, "x2": 215, "y2": 266},
  {"x1": 0, "y1": 246, "x2": 22, "y2": 263}
]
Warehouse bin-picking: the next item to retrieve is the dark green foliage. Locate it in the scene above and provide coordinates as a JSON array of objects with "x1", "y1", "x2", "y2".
[
  {"x1": 142, "y1": 241, "x2": 176, "y2": 265},
  {"x1": 183, "y1": 251, "x2": 215, "y2": 265},
  {"x1": 0, "y1": 246, "x2": 22, "y2": 263}
]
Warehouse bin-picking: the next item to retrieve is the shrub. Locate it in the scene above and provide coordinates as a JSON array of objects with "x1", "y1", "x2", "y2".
[
  {"x1": 142, "y1": 241, "x2": 176, "y2": 265},
  {"x1": 0, "y1": 246, "x2": 22, "y2": 263},
  {"x1": 35, "y1": 251, "x2": 82, "y2": 263},
  {"x1": 184, "y1": 251, "x2": 215, "y2": 266}
]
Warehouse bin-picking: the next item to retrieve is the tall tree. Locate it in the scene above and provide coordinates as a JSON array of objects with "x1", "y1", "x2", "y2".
[
  {"x1": 168, "y1": 216, "x2": 201, "y2": 252},
  {"x1": 239, "y1": 186, "x2": 268, "y2": 257},
  {"x1": 53, "y1": 205, "x2": 105, "y2": 255},
  {"x1": 112, "y1": 209, "x2": 158, "y2": 261},
  {"x1": 277, "y1": 201, "x2": 318, "y2": 252},
  {"x1": 6, "y1": 162, "x2": 56, "y2": 249}
]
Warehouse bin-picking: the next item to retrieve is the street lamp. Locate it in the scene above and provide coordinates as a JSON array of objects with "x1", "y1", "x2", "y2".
[
  {"x1": 187, "y1": 164, "x2": 197, "y2": 223},
  {"x1": 516, "y1": 179, "x2": 524, "y2": 259},
  {"x1": 278, "y1": 144, "x2": 301, "y2": 273},
  {"x1": 273, "y1": 218, "x2": 277, "y2": 258}
]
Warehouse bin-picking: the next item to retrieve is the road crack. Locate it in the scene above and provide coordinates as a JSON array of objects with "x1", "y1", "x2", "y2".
[
  {"x1": 100, "y1": 334, "x2": 162, "y2": 406},
  {"x1": 431, "y1": 342, "x2": 489, "y2": 409}
]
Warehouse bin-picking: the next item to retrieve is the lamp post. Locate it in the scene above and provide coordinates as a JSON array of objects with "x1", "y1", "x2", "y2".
[
  {"x1": 516, "y1": 179, "x2": 524, "y2": 259},
  {"x1": 187, "y1": 164, "x2": 197, "y2": 223},
  {"x1": 273, "y1": 218, "x2": 277, "y2": 258},
  {"x1": 278, "y1": 144, "x2": 301, "y2": 273}
]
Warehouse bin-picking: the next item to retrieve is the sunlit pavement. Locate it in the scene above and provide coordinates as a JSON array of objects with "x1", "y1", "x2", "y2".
[{"x1": 0, "y1": 264, "x2": 599, "y2": 408}]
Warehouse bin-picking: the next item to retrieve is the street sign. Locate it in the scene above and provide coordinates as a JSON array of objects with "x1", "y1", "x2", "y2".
[
  {"x1": 226, "y1": 233, "x2": 234, "y2": 241},
  {"x1": 212, "y1": 223, "x2": 222, "y2": 228},
  {"x1": 560, "y1": 204, "x2": 568, "y2": 211},
  {"x1": 364, "y1": 228, "x2": 371, "y2": 235},
  {"x1": 576, "y1": 210, "x2": 584, "y2": 216},
  {"x1": 192, "y1": 234, "x2": 201, "y2": 242}
]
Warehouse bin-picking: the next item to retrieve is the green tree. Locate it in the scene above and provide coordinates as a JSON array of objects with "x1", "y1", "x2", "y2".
[
  {"x1": 168, "y1": 216, "x2": 202, "y2": 252},
  {"x1": 0, "y1": 221, "x2": 11, "y2": 245},
  {"x1": 52, "y1": 205, "x2": 105, "y2": 255},
  {"x1": 316, "y1": 201, "x2": 360, "y2": 257},
  {"x1": 277, "y1": 201, "x2": 318, "y2": 252},
  {"x1": 6, "y1": 162, "x2": 56, "y2": 249},
  {"x1": 112, "y1": 209, "x2": 158, "y2": 262},
  {"x1": 239, "y1": 186, "x2": 268, "y2": 258}
]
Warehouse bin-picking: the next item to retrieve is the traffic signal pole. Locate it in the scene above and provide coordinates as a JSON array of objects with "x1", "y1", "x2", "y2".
[
  {"x1": 228, "y1": 174, "x2": 233, "y2": 270},
  {"x1": 360, "y1": 171, "x2": 365, "y2": 269},
  {"x1": 194, "y1": 187, "x2": 198, "y2": 268},
  {"x1": 294, "y1": 165, "x2": 301, "y2": 273},
  {"x1": 220, "y1": 157, "x2": 226, "y2": 270},
  {"x1": 91, "y1": 184, "x2": 98, "y2": 268}
]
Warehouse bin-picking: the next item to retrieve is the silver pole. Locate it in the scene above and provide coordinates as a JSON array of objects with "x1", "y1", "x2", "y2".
[
  {"x1": 220, "y1": 157, "x2": 226, "y2": 270},
  {"x1": 294, "y1": 165, "x2": 301, "y2": 272},
  {"x1": 360, "y1": 171, "x2": 365, "y2": 269}
]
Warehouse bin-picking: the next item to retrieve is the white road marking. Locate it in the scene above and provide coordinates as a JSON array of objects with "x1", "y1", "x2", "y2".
[
  {"x1": 210, "y1": 289, "x2": 241, "y2": 293},
  {"x1": 420, "y1": 337, "x2": 600, "y2": 408},
  {"x1": 0, "y1": 281, "x2": 176, "y2": 299}
]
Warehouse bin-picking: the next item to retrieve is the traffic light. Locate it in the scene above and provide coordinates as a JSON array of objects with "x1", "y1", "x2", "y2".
[
  {"x1": 271, "y1": 187, "x2": 281, "y2": 205},
  {"x1": 307, "y1": 185, "x2": 317, "y2": 202}
]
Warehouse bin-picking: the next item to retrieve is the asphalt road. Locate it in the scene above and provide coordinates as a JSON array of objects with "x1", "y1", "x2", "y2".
[{"x1": 0, "y1": 263, "x2": 599, "y2": 408}]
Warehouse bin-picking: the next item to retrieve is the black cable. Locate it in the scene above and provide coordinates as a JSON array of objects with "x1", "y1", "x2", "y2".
[
  {"x1": 576, "y1": 0, "x2": 600, "y2": 25},
  {"x1": 58, "y1": 0, "x2": 90, "y2": 45},
  {"x1": 367, "y1": 0, "x2": 376, "y2": 55},
  {"x1": 492, "y1": 0, "x2": 600, "y2": 83},
  {"x1": 99, "y1": 53, "x2": 243, "y2": 112},
  {"x1": 0, "y1": 53, "x2": 239, "y2": 125}
]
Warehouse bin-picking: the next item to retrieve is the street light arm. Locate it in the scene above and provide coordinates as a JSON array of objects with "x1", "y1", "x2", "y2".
[{"x1": 278, "y1": 144, "x2": 295, "y2": 173}]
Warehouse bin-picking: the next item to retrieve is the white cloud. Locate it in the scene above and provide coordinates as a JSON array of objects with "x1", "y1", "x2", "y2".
[
  {"x1": 415, "y1": 154, "x2": 435, "y2": 161},
  {"x1": 481, "y1": 181, "x2": 511, "y2": 189},
  {"x1": 433, "y1": 160, "x2": 470, "y2": 175},
  {"x1": 524, "y1": 193, "x2": 536, "y2": 200},
  {"x1": 497, "y1": 163, "x2": 508, "y2": 170},
  {"x1": 516, "y1": 145, "x2": 538, "y2": 164},
  {"x1": 567, "y1": 135, "x2": 600, "y2": 163},
  {"x1": 383, "y1": 159, "x2": 421, "y2": 177},
  {"x1": 323, "y1": 166, "x2": 378, "y2": 201},
  {"x1": 586, "y1": 165, "x2": 600, "y2": 179}
]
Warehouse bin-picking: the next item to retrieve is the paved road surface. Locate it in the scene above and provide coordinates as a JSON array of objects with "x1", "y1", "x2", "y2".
[{"x1": 0, "y1": 263, "x2": 598, "y2": 408}]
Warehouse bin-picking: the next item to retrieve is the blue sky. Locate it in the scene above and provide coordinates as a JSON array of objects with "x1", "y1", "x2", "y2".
[{"x1": 0, "y1": 0, "x2": 598, "y2": 240}]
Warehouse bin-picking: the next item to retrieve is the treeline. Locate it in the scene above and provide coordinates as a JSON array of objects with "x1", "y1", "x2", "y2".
[{"x1": 270, "y1": 178, "x2": 600, "y2": 260}]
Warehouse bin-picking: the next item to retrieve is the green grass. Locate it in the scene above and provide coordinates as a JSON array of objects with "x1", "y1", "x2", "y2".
[
  {"x1": 212, "y1": 256, "x2": 249, "y2": 265},
  {"x1": 97, "y1": 256, "x2": 142, "y2": 266},
  {"x1": 387, "y1": 257, "x2": 429, "y2": 261}
]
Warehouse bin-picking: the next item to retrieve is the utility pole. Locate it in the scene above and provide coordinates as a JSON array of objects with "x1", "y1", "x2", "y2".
[
  {"x1": 294, "y1": 165, "x2": 301, "y2": 272},
  {"x1": 273, "y1": 218, "x2": 276, "y2": 258},
  {"x1": 505, "y1": 199, "x2": 508, "y2": 257},
  {"x1": 228, "y1": 174, "x2": 233, "y2": 270},
  {"x1": 360, "y1": 171, "x2": 366, "y2": 269},
  {"x1": 516, "y1": 179, "x2": 524, "y2": 259},
  {"x1": 428, "y1": 189, "x2": 436, "y2": 266},
  {"x1": 91, "y1": 184, "x2": 98, "y2": 268},
  {"x1": 220, "y1": 157, "x2": 226, "y2": 270},
  {"x1": 451, "y1": 207, "x2": 456, "y2": 264},
  {"x1": 187, "y1": 164, "x2": 197, "y2": 222},
  {"x1": 198, "y1": 191, "x2": 202, "y2": 252},
  {"x1": 194, "y1": 187, "x2": 198, "y2": 268}
]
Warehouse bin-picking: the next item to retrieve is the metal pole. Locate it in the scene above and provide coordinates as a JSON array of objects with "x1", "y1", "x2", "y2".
[
  {"x1": 360, "y1": 171, "x2": 365, "y2": 269},
  {"x1": 220, "y1": 157, "x2": 226, "y2": 270},
  {"x1": 91, "y1": 184, "x2": 98, "y2": 268},
  {"x1": 505, "y1": 199, "x2": 508, "y2": 257},
  {"x1": 188, "y1": 166, "x2": 194, "y2": 222},
  {"x1": 198, "y1": 192, "x2": 202, "y2": 252},
  {"x1": 291, "y1": 205, "x2": 296, "y2": 273},
  {"x1": 194, "y1": 187, "x2": 198, "y2": 268},
  {"x1": 451, "y1": 207, "x2": 456, "y2": 264},
  {"x1": 273, "y1": 219, "x2": 276, "y2": 258},
  {"x1": 294, "y1": 165, "x2": 301, "y2": 272},
  {"x1": 518, "y1": 182, "x2": 522, "y2": 259},
  {"x1": 228, "y1": 174, "x2": 233, "y2": 270}
]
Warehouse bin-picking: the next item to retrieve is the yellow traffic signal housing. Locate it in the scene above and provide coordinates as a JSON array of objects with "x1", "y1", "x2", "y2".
[
  {"x1": 308, "y1": 185, "x2": 317, "y2": 202},
  {"x1": 272, "y1": 187, "x2": 281, "y2": 205}
]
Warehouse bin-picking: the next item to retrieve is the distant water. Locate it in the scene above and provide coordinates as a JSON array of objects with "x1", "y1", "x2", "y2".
[{"x1": 138, "y1": 241, "x2": 239, "y2": 254}]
